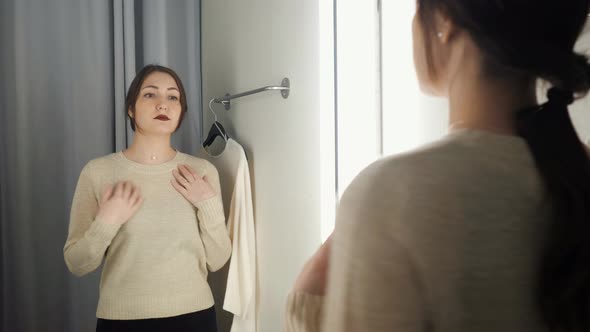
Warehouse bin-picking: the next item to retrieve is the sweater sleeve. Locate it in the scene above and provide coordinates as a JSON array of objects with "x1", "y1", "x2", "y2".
[
  {"x1": 194, "y1": 162, "x2": 232, "y2": 272},
  {"x1": 320, "y1": 163, "x2": 431, "y2": 332},
  {"x1": 63, "y1": 162, "x2": 122, "y2": 277},
  {"x1": 284, "y1": 292, "x2": 324, "y2": 332}
]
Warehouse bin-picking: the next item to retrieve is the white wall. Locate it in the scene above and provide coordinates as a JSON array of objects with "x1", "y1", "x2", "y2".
[{"x1": 201, "y1": 1, "x2": 335, "y2": 331}]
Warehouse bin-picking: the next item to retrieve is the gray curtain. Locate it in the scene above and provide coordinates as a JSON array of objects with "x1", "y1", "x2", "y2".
[{"x1": 0, "y1": 1, "x2": 204, "y2": 331}]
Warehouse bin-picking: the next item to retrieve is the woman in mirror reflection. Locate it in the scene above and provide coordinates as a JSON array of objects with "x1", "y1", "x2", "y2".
[{"x1": 64, "y1": 65, "x2": 231, "y2": 332}]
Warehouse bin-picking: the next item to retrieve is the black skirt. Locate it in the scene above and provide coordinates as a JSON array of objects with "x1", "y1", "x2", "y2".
[{"x1": 95, "y1": 306, "x2": 218, "y2": 332}]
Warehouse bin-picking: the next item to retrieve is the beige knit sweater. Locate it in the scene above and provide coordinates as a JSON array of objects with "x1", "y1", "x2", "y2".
[
  {"x1": 286, "y1": 129, "x2": 554, "y2": 332},
  {"x1": 64, "y1": 151, "x2": 232, "y2": 319}
]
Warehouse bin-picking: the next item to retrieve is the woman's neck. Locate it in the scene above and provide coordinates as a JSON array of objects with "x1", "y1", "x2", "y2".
[
  {"x1": 123, "y1": 133, "x2": 177, "y2": 165},
  {"x1": 446, "y1": 45, "x2": 538, "y2": 135}
]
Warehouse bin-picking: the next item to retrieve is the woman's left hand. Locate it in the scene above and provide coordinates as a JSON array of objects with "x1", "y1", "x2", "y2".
[{"x1": 171, "y1": 164, "x2": 216, "y2": 205}]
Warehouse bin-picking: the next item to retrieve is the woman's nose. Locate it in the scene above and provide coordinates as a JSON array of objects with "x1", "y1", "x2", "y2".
[{"x1": 157, "y1": 103, "x2": 168, "y2": 111}]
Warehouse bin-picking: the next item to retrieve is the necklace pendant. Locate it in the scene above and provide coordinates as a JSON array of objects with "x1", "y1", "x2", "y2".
[{"x1": 150, "y1": 155, "x2": 157, "y2": 160}]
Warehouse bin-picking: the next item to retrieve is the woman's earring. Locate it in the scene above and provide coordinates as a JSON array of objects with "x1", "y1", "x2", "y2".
[{"x1": 437, "y1": 32, "x2": 444, "y2": 39}]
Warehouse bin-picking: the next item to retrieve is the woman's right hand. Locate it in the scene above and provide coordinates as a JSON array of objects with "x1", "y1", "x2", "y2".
[{"x1": 96, "y1": 181, "x2": 144, "y2": 225}]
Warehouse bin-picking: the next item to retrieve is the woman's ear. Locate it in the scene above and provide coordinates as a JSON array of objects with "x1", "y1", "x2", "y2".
[{"x1": 434, "y1": 9, "x2": 456, "y2": 44}]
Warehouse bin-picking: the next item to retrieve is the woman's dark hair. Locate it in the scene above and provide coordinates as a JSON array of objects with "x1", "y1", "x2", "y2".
[
  {"x1": 125, "y1": 64, "x2": 188, "y2": 132},
  {"x1": 417, "y1": 1, "x2": 590, "y2": 330}
]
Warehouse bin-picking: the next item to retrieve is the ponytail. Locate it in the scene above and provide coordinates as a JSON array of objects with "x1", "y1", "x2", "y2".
[{"x1": 517, "y1": 87, "x2": 590, "y2": 331}]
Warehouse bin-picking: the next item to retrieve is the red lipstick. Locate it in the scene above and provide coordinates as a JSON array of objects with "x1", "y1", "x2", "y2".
[{"x1": 155, "y1": 115, "x2": 170, "y2": 121}]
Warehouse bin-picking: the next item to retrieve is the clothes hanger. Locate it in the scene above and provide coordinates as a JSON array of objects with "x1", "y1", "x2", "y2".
[{"x1": 203, "y1": 98, "x2": 229, "y2": 148}]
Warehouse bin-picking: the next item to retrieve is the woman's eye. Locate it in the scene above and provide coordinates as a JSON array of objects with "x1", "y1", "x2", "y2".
[
  {"x1": 144, "y1": 93, "x2": 154, "y2": 98},
  {"x1": 169, "y1": 96, "x2": 179, "y2": 101}
]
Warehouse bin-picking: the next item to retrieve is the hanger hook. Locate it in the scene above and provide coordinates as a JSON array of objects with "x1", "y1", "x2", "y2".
[
  {"x1": 208, "y1": 98, "x2": 218, "y2": 123},
  {"x1": 207, "y1": 98, "x2": 228, "y2": 141}
]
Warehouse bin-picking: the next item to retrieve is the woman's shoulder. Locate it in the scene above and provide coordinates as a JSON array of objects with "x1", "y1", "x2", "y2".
[
  {"x1": 75, "y1": 153, "x2": 120, "y2": 186},
  {"x1": 341, "y1": 130, "x2": 530, "y2": 211},
  {"x1": 83, "y1": 153, "x2": 120, "y2": 171},
  {"x1": 341, "y1": 137, "x2": 470, "y2": 205},
  {"x1": 357, "y1": 138, "x2": 455, "y2": 179},
  {"x1": 78, "y1": 153, "x2": 133, "y2": 182}
]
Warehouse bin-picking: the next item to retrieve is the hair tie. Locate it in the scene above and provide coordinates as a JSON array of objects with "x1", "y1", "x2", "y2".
[{"x1": 547, "y1": 87, "x2": 574, "y2": 107}]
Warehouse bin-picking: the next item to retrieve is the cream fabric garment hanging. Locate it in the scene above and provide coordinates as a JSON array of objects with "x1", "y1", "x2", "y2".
[{"x1": 201, "y1": 138, "x2": 257, "y2": 332}]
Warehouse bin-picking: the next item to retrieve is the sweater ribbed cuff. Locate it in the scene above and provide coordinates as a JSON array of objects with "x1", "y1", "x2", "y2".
[
  {"x1": 88, "y1": 218, "x2": 122, "y2": 244},
  {"x1": 285, "y1": 292, "x2": 324, "y2": 332},
  {"x1": 194, "y1": 196, "x2": 224, "y2": 220}
]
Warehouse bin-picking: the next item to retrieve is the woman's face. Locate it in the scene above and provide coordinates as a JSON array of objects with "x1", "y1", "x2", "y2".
[{"x1": 129, "y1": 71, "x2": 182, "y2": 135}]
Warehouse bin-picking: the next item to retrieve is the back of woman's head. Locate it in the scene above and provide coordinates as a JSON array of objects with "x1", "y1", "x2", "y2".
[{"x1": 416, "y1": 1, "x2": 590, "y2": 330}]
